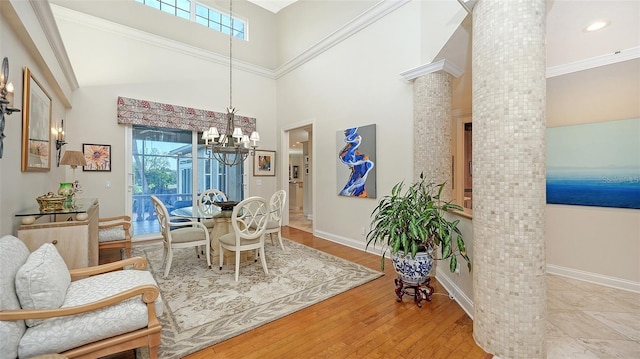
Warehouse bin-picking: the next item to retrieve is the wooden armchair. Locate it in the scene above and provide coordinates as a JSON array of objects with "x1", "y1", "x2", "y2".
[
  {"x1": 98, "y1": 215, "x2": 132, "y2": 259},
  {"x1": 0, "y1": 235, "x2": 162, "y2": 359}
]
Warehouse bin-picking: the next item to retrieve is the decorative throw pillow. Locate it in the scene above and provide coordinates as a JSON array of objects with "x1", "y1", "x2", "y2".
[
  {"x1": 0, "y1": 235, "x2": 31, "y2": 359},
  {"x1": 15, "y1": 243, "x2": 71, "y2": 327}
]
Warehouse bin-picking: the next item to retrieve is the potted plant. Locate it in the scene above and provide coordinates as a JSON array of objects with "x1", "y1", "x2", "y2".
[{"x1": 366, "y1": 173, "x2": 471, "y2": 287}]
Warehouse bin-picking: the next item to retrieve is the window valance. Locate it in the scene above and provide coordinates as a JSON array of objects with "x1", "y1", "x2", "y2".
[{"x1": 116, "y1": 96, "x2": 256, "y2": 134}]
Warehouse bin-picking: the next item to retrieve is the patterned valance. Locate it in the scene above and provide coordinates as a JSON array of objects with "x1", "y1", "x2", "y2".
[{"x1": 117, "y1": 96, "x2": 256, "y2": 134}]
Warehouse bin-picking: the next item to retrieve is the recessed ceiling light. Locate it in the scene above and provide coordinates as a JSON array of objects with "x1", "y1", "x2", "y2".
[{"x1": 585, "y1": 21, "x2": 608, "y2": 32}]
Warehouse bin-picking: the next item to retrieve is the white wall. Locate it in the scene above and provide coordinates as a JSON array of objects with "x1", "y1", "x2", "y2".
[
  {"x1": 0, "y1": 1, "x2": 69, "y2": 236},
  {"x1": 50, "y1": 0, "x2": 278, "y2": 71},
  {"x1": 545, "y1": 59, "x2": 640, "y2": 287},
  {"x1": 277, "y1": 2, "x2": 420, "y2": 248}
]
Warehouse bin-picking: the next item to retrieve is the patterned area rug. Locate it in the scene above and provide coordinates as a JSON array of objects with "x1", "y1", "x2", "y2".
[{"x1": 135, "y1": 238, "x2": 383, "y2": 359}]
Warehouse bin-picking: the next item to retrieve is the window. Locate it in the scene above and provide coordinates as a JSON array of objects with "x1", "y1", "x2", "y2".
[
  {"x1": 131, "y1": 126, "x2": 244, "y2": 236},
  {"x1": 136, "y1": 0, "x2": 247, "y2": 40}
]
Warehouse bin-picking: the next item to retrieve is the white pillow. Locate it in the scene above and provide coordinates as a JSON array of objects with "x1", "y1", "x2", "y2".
[{"x1": 15, "y1": 243, "x2": 71, "y2": 327}]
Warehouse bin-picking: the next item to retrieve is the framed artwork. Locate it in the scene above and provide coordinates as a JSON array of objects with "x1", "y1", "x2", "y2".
[
  {"x1": 82, "y1": 143, "x2": 111, "y2": 171},
  {"x1": 21, "y1": 67, "x2": 52, "y2": 172},
  {"x1": 336, "y1": 124, "x2": 377, "y2": 198},
  {"x1": 546, "y1": 117, "x2": 640, "y2": 209},
  {"x1": 293, "y1": 165, "x2": 299, "y2": 179},
  {"x1": 254, "y1": 150, "x2": 275, "y2": 176}
]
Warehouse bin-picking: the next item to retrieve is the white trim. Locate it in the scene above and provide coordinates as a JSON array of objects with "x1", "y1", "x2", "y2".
[
  {"x1": 400, "y1": 59, "x2": 464, "y2": 81},
  {"x1": 30, "y1": 0, "x2": 79, "y2": 92},
  {"x1": 50, "y1": 4, "x2": 275, "y2": 80},
  {"x1": 435, "y1": 267, "x2": 474, "y2": 319},
  {"x1": 546, "y1": 264, "x2": 640, "y2": 293},
  {"x1": 281, "y1": 119, "x2": 315, "y2": 232},
  {"x1": 275, "y1": 0, "x2": 411, "y2": 78},
  {"x1": 313, "y1": 230, "x2": 368, "y2": 253},
  {"x1": 546, "y1": 46, "x2": 640, "y2": 78}
]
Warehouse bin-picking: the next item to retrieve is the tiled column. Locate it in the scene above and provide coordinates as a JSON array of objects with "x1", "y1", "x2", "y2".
[
  {"x1": 471, "y1": 0, "x2": 547, "y2": 358},
  {"x1": 413, "y1": 72, "x2": 453, "y2": 198}
]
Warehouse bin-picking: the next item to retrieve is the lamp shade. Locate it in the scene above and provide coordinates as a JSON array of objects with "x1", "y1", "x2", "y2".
[{"x1": 60, "y1": 150, "x2": 87, "y2": 168}]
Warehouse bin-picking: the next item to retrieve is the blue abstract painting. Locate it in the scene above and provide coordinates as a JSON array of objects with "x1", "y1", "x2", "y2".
[
  {"x1": 337, "y1": 124, "x2": 376, "y2": 198},
  {"x1": 546, "y1": 118, "x2": 640, "y2": 209}
]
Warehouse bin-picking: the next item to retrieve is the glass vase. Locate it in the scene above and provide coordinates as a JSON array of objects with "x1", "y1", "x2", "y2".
[{"x1": 58, "y1": 182, "x2": 74, "y2": 207}]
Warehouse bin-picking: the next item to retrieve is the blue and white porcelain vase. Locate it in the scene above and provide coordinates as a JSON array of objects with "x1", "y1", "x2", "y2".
[{"x1": 392, "y1": 250, "x2": 434, "y2": 285}]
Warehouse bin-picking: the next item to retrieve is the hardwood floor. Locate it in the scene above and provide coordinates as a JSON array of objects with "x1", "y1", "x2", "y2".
[{"x1": 100, "y1": 226, "x2": 489, "y2": 359}]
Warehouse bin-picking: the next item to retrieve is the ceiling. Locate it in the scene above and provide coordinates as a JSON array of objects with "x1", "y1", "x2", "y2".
[{"x1": 247, "y1": 0, "x2": 297, "y2": 13}]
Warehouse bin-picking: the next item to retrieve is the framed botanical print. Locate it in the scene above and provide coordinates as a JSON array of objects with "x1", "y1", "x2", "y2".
[
  {"x1": 254, "y1": 150, "x2": 275, "y2": 176},
  {"x1": 83, "y1": 143, "x2": 111, "y2": 171},
  {"x1": 21, "y1": 67, "x2": 52, "y2": 172}
]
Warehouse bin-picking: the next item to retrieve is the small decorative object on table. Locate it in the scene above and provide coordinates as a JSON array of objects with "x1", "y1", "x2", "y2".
[
  {"x1": 58, "y1": 182, "x2": 74, "y2": 207},
  {"x1": 213, "y1": 201, "x2": 239, "y2": 211},
  {"x1": 36, "y1": 192, "x2": 66, "y2": 211}
]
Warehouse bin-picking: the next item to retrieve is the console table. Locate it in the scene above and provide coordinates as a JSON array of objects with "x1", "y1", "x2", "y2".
[{"x1": 15, "y1": 198, "x2": 99, "y2": 269}]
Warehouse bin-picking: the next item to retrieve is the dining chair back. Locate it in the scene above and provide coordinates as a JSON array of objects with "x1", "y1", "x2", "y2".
[
  {"x1": 150, "y1": 195, "x2": 211, "y2": 277},
  {"x1": 265, "y1": 189, "x2": 287, "y2": 250},
  {"x1": 218, "y1": 196, "x2": 270, "y2": 281},
  {"x1": 198, "y1": 189, "x2": 228, "y2": 217}
]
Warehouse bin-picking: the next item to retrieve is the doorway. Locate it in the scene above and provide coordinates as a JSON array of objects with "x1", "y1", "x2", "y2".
[{"x1": 286, "y1": 125, "x2": 313, "y2": 233}]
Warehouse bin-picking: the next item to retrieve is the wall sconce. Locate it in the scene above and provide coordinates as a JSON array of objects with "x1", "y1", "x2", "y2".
[
  {"x1": 54, "y1": 119, "x2": 67, "y2": 166},
  {"x1": 0, "y1": 57, "x2": 21, "y2": 159}
]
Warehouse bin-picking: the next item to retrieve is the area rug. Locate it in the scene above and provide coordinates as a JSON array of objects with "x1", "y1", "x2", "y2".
[{"x1": 134, "y1": 238, "x2": 383, "y2": 359}]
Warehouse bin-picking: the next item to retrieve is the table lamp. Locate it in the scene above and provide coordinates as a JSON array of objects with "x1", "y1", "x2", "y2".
[{"x1": 60, "y1": 150, "x2": 87, "y2": 206}]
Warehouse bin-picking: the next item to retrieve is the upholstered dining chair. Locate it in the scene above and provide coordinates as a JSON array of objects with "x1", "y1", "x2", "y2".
[
  {"x1": 198, "y1": 189, "x2": 228, "y2": 235},
  {"x1": 98, "y1": 215, "x2": 132, "y2": 259},
  {"x1": 150, "y1": 195, "x2": 211, "y2": 278},
  {"x1": 218, "y1": 196, "x2": 270, "y2": 281},
  {"x1": 265, "y1": 190, "x2": 287, "y2": 251}
]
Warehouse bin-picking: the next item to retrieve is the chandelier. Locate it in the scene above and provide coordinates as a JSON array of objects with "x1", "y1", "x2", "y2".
[{"x1": 202, "y1": 0, "x2": 259, "y2": 167}]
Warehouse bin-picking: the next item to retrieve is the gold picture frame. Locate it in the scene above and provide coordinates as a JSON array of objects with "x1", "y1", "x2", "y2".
[
  {"x1": 21, "y1": 67, "x2": 52, "y2": 172},
  {"x1": 253, "y1": 150, "x2": 276, "y2": 176}
]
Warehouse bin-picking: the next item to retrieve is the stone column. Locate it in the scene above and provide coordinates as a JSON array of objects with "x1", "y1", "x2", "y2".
[
  {"x1": 471, "y1": 0, "x2": 547, "y2": 358},
  {"x1": 413, "y1": 72, "x2": 453, "y2": 199}
]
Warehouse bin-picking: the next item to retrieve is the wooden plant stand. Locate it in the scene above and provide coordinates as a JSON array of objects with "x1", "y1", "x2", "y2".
[{"x1": 394, "y1": 276, "x2": 434, "y2": 308}]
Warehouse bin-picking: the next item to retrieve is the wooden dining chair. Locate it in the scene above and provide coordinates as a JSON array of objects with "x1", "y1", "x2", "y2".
[
  {"x1": 198, "y1": 189, "x2": 227, "y2": 236},
  {"x1": 218, "y1": 196, "x2": 270, "y2": 281},
  {"x1": 265, "y1": 190, "x2": 287, "y2": 251},
  {"x1": 150, "y1": 195, "x2": 211, "y2": 277}
]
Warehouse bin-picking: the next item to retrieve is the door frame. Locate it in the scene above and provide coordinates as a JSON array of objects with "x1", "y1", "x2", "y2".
[{"x1": 280, "y1": 120, "x2": 314, "y2": 231}]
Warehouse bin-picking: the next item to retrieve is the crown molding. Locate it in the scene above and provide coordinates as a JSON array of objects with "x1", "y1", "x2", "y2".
[
  {"x1": 546, "y1": 46, "x2": 640, "y2": 78},
  {"x1": 51, "y1": 0, "x2": 410, "y2": 82},
  {"x1": 399, "y1": 59, "x2": 464, "y2": 81},
  {"x1": 50, "y1": 5, "x2": 276, "y2": 80},
  {"x1": 31, "y1": 0, "x2": 79, "y2": 91},
  {"x1": 275, "y1": 0, "x2": 411, "y2": 78}
]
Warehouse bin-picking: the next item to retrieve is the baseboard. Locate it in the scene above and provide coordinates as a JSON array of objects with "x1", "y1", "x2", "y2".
[
  {"x1": 435, "y1": 267, "x2": 475, "y2": 319},
  {"x1": 546, "y1": 264, "x2": 640, "y2": 293},
  {"x1": 313, "y1": 230, "x2": 367, "y2": 252}
]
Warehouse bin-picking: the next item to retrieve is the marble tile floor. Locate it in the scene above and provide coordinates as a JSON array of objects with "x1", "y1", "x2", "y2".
[
  {"x1": 547, "y1": 274, "x2": 640, "y2": 358},
  {"x1": 287, "y1": 208, "x2": 312, "y2": 233}
]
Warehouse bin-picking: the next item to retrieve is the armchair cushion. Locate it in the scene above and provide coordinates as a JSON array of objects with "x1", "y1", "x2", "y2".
[
  {"x1": 18, "y1": 270, "x2": 163, "y2": 358},
  {"x1": 98, "y1": 227, "x2": 127, "y2": 242},
  {"x1": 0, "y1": 236, "x2": 30, "y2": 359},
  {"x1": 15, "y1": 243, "x2": 71, "y2": 327}
]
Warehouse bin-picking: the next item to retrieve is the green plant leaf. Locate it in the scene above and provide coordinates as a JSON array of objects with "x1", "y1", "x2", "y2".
[{"x1": 450, "y1": 254, "x2": 457, "y2": 272}]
